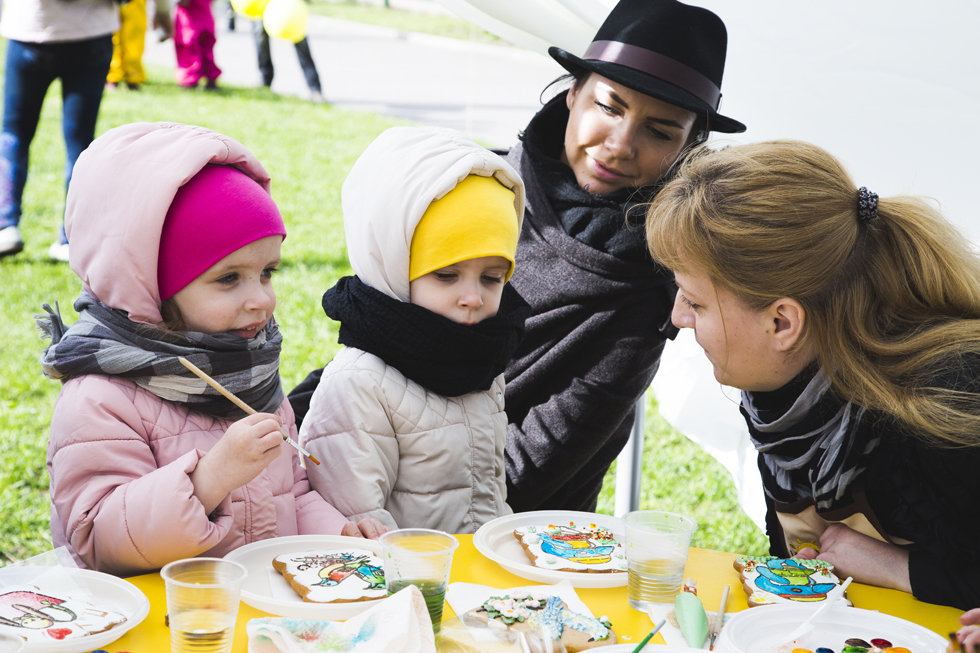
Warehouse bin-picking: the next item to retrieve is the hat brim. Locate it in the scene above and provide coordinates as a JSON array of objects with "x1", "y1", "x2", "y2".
[{"x1": 550, "y1": 46, "x2": 746, "y2": 134}]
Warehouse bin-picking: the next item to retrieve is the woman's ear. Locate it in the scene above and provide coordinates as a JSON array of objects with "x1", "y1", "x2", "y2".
[
  {"x1": 566, "y1": 81, "x2": 579, "y2": 111},
  {"x1": 769, "y1": 297, "x2": 806, "y2": 352}
]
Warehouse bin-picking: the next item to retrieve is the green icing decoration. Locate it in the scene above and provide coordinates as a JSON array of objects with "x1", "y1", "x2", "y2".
[{"x1": 674, "y1": 592, "x2": 709, "y2": 648}]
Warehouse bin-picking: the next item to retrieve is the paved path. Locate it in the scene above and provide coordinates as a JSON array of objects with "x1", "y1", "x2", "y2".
[{"x1": 143, "y1": 10, "x2": 565, "y2": 147}]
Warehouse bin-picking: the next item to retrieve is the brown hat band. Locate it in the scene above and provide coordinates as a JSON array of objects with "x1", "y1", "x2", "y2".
[{"x1": 584, "y1": 40, "x2": 721, "y2": 110}]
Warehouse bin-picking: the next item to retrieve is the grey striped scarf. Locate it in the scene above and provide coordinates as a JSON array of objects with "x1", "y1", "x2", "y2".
[
  {"x1": 36, "y1": 292, "x2": 284, "y2": 419},
  {"x1": 742, "y1": 370, "x2": 881, "y2": 511}
]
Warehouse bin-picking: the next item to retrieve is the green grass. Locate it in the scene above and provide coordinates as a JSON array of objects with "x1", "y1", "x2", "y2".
[
  {"x1": 308, "y1": 0, "x2": 504, "y2": 44},
  {"x1": 0, "y1": 56, "x2": 767, "y2": 565}
]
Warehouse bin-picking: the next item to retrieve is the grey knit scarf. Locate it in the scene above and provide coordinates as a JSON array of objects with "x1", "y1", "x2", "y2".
[{"x1": 36, "y1": 292, "x2": 284, "y2": 419}]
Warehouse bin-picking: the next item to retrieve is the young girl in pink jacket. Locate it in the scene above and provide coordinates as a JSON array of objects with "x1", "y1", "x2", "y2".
[{"x1": 36, "y1": 122, "x2": 384, "y2": 577}]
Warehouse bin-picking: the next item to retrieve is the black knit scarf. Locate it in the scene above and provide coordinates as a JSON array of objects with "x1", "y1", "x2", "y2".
[
  {"x1": 521, "y1": 92, "x2": 661, "y2": 264},
  {"x1": 35, "y1": 292, "x2": 284, "y2": 419},
  {"x1": 322, "y1": 276, "x2": 531, "y2": 396},
  {"x1": 742, "y1": 367, "x2": 881, "y2": 511}
]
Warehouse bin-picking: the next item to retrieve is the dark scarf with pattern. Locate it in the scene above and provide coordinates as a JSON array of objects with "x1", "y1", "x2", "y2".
[
  {"x1": 322, "y1": 276, "x2": 531, "y2": 397},
  {"x1": 36, "y1": 292, "x2": 284, "y2": 419},
  {"x1": 742, "y1": 367, "x2": 881, "y2": 511},
  {"x1": 520, "y1": 92, "x2": 662, "y2": 264}
]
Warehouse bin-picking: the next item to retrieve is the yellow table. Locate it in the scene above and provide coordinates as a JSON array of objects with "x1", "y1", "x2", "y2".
[{"x1": 108, "y1": 536, "x2": 964, "y2": 652}]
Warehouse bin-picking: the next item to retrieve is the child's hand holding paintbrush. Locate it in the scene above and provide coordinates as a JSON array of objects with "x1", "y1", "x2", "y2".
[
  {"x1": 178, "y1": 356, "x2": 320, "y2": 516},
  {"x1": 189, "y1": 411, "x2": 289, "y2": 515},
  {"x1": 177, "y1": 357, "x2": 388, "y2": 540}
]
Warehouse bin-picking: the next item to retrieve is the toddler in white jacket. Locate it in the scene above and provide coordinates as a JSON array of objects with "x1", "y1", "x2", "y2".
[{"x1": 298, "y1": 126, "x2": 529, "y2": 533}]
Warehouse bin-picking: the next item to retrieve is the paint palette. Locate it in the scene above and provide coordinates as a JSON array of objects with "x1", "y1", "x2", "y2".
[{"x1": 718, "y1": 604, "x2": 946, "y2": 653}]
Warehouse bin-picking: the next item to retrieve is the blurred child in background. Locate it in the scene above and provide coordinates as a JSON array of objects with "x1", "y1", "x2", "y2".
[{"x1": 174, "y1": 0, "x2": 220, "y2": 89}]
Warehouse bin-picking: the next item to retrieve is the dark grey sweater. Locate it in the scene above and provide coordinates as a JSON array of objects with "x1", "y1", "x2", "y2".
[{"x1": 502, "y1": 108, "x2": 677, "y2": 512}]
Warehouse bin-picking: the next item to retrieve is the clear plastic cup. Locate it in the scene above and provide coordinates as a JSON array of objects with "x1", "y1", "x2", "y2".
[
  {"x1": 379, "y1": 529, "x2": 458, "y2": 634},
  {"x1": 161, "y1": 558, "x2": 247, "y2": 653},
  {"x1": 624, "y1": 510, "x2": 697, "y2": 609}
]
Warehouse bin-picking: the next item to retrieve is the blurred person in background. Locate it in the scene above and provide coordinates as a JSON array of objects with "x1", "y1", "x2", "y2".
[{"x1": 0, "y1": 0, "x2": 117, "y2": 261}]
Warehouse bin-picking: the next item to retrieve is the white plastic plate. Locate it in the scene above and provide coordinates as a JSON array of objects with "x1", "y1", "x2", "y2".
[
  {"x1": 0, "y1": 631, "x2": 25, "y2": 653},
  {"x1": 472, "y1": 510, "x2": 627, "y2": 588},
  {"x1": 223, "y1": 534, "x2": 386, "y2": 620},
  {"x1": 719, "y1": 603, "x2": 946, "y2": 653},
  {"x1": 0, "y1": 566, "x2": 149, "y2": 653}
]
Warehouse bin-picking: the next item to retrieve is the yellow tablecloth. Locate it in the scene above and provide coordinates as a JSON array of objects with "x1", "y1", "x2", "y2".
[{"x1": 107, "y1": 536, "x2": 964, "y2": 652}]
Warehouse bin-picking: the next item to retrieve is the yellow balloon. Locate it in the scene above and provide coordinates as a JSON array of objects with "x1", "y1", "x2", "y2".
[
  {"x1": 230, "y1": 0, "x2": 269, "y2": 19},
  {"x1": 263, "y1": 0, "x2": 308, "y2": 43}
]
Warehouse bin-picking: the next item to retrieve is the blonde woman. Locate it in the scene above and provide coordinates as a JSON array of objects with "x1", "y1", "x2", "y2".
[{"x1": 646, "y1": 140, "x2": 980, "y2": 610}]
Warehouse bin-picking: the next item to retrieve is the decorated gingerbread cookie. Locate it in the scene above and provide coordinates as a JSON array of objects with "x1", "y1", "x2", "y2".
[
  {"x1": 468, "y1": 591, "x2": 617, "y2": 652},
  {"x1": 734, "y1": 556, "x2": 847, "y2": 607},
  {"x1": 0, "y1": 586, "x2": 127, "y2": 642},
  {"x1": 272, "y1": 550, "x2": 386, "y2": 603},
  {"x1": 513, "y1": 522, "x2": 627, "y2": 574}
]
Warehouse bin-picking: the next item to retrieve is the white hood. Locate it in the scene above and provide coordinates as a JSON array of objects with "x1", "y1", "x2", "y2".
[{"x1": 341, "y1": 126, "x2": 525, "y2": 302}]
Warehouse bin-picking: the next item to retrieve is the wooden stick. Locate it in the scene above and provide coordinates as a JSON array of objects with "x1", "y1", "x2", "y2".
[
  {"x1": 709, "y1": 584, "x2": 730, "y2": 650},
  {"x1": 177, "y1": 357, "x2": 320, "y2": 465}
]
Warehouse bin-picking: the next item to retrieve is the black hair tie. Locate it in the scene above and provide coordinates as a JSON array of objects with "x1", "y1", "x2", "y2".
[{"x1": 857, "y1": 187, "x2": 879, "y2": 223}]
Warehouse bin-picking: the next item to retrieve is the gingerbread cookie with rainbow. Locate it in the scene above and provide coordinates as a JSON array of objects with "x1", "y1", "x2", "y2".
[{"x1": 272, "y1": 549, "x2": 386, "y2": 604}]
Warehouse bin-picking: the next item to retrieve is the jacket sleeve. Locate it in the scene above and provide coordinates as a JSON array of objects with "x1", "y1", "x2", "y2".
[
  {"x1": 277, "y1": 397, "x2": 353, "y2": 535},
  {"x1": 299, "y1": 359, "x2": 400, "y2": 531},
  {"x1": 504, "y1": 322, "x2": 667, "y2": 511},
  {"x1": 47, "y1": 376, "x2": 235, "y2": 576}
]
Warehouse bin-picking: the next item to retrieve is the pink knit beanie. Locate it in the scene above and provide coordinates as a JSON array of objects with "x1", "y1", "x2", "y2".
[{"x1": 158, "y1": 165, "x2": 286, "y2": 301}]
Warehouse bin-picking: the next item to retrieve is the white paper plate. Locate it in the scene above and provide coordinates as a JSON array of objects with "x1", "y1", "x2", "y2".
[
  {"x1": 472, "y1": 511, "x2": 627, "y2": 588},
  {"x1": 0, "y1": 566, "x2": 150, "y2": 653},
  {"x1": 718, "y1": 604, "x2": 947, "y2": 653},
  {"x1": 223, "y1": 534, "x2": 387, "y2": 620}
]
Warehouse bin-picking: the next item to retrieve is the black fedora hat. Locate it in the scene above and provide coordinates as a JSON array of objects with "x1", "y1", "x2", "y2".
[{"x1": 550, "y1": 0, "x2": 746, "y2": 134}]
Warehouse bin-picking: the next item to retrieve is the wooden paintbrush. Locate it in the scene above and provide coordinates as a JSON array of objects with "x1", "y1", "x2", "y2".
[
  {"x1": 709, "y1": 584, "x2": 730, "y2": 650},
  {"x1": 178, "y1": 356, "x2": 320, "y2": 465}
]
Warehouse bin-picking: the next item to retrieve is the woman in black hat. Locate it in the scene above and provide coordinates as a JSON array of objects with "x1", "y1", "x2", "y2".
[{"x1": 500, "y1": 0, "x2": 745, "y2": 513}]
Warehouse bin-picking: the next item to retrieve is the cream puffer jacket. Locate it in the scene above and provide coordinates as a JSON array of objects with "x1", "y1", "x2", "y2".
[
  {"x1": 301, "y1": 347, "x2": 510, "y2": 533},
  {"x1": 299, "y1": 126, "x2": 525, "y2": 533}
]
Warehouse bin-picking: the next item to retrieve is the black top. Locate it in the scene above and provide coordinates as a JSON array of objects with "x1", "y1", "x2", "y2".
[
  {"x1": 501, "y1": 94, "x2": 677, "y2": 512},
  {"x1": 750, "y1": 366, "x2": 980, "y2": 610}
]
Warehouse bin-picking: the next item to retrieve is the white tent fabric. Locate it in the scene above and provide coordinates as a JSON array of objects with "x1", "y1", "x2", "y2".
[
  {"x1": 434, "y1": 0, "x2": 980, "y2": 530},
  {"x1": 433, "y1": 0, "x2": 614, "y2": 56}
]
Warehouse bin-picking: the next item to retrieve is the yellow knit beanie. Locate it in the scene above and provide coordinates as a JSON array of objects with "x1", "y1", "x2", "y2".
[{"x1": 409, "y1": 175, "x2": 519, "y2": 281}]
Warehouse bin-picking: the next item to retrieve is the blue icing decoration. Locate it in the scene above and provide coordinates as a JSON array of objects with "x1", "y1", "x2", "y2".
[
  {"x1": 817, "y1": 648, "x2": 835, "y2": 653},
  {"x1": 560, "y1": 608, "x2": 610, "y2": 640},
  {"x1": 524, "y1": 595, "x2": 610, "y2": 642},
  {"x1": 527, "y1": 596, "x2": 564, "y2": 639}
]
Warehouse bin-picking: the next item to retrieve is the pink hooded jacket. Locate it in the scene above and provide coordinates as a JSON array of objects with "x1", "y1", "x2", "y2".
[{"x1": 46, "y1": 122, "x2": 350, "y2": 577}]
